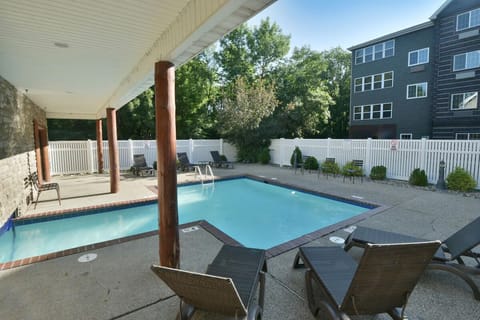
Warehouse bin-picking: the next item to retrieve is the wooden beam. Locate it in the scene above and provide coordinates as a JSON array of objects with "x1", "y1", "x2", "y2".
[
  {"x1": 96, "y1": 119, "x2": 104, "y2": 174},
  {"x1": 39, "y1": 128, "x2": 51, "y2": 182},
  {"x1": 155, "y1": 61, "x2": 179, "y2": 268},
  {"x1": 106, "y1": 108, "x2": 120, "y2": 193}
]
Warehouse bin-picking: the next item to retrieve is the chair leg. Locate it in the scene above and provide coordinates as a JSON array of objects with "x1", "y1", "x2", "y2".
[
  {"x1": 293, "y1": 251, "x2": 305, "y2": 268},
  {"x1": 34, "y1": 190, "x2": 42, "y2": 209},
  {"x1": 305, "y1": 270, "x2": 320, "y2": 316},
  {"x1": 178, "y1": 300, "x2": 195, "y2": 320},
  {"x1": 428, "y1": 262, "x2": 480, "y2": 300},
  {"x1": 56, "y1": 186, "x2": 61, "y2": 205},
  {"x1": 258, "y1": 271, "x2": 266, "y2": 310}
]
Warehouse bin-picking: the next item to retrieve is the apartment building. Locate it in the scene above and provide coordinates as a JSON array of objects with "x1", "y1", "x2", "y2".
[{"x1": 348, "y1": 0, "x2": 480, "y2": 139}]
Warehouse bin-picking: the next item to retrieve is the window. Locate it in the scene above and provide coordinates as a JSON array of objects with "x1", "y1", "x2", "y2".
[
  {"x1": 354, "y1": 71, "x2": 394, "y2": 92},
  {"x1": 400, "y1": 133, "x2": 412, "y2": 139},
  {"x1": 407, "y1": 82, "x2": 428, "y2": 99},
  {"x1": 353, "y1": 103, "x2": 393, "y2": 120},
  {"x1": 355, "y1": 40, "x2": 395, "y2": 64},
  {"x1": 457, "y1": 8, "x2": 480, "y2": 31},
  {"x1": 408, "y1": 48, "x2": 429, "y2": 66},
  {"x1": 453, "y1": 51, "x2": 480, "y2": 71},
  {"x1": 451, "y1": 92, "x2": 478, "y2": 110},
  {"x1": 456, "y1": 133, "x2": 480, "y2": 140}
]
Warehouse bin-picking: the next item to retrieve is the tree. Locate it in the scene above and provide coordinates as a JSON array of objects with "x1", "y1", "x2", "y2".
[
  {"x1": 117, "y1": 88, "x2": 155, "y2": 139},
  {"x1": 175, "y1": 53, "x2": 218, "y2": 139},
  {"x1": 217, "y1": 77, "x2": 278, "y2": 161}
]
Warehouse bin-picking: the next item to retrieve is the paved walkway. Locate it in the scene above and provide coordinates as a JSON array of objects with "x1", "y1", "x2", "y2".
[{"x1": 1, "y1": 164, "x2": 479, "y2": 319}]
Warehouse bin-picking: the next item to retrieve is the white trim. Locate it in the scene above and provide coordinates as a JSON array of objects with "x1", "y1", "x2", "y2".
[
  {"x1": 354, "y1": 71, "x2": 394, "y2": 93},
  {"x1": 406, "y1": 82, "x2": 428, "y2": 99},
  {"x1": 354, "y1": 40, "x2": 395, "y2": 65},
  {"x1": 455, "y1": 132, "x2": 480, "y2": 140},
  {"x1": 400, "y1": 133, "x2": 413, "y2": 140},
  {"x1": 408, "y1": 47, "x2": 429, "y2": 66},
  {"x1": 451, "y1": 92, "x2": 478, "y2": 110},
  {"x1": 352, "y1": 102, "x2": 393, "y2": 121},
  {"x1": 456, "y1": 8, "x2": 480, "y2": 31},
  {"x1": 453, "y1": 50, "x2": 480, "y2": 71}
]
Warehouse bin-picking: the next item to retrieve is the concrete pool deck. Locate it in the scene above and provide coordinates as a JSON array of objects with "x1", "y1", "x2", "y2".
[{"x1": 1, "y1": 164, "x2": 479, "y2": 319}]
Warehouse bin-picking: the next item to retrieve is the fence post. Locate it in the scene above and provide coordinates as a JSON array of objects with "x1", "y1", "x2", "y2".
[
  {"x1": 420, "y1": 138, "x2": 427, "y2": 170},
  {"x1": 279, "y1": 138, "x2": 285, "y2": 167},
  {"x1": 189, "y1": 139, "x2": 194, "y2": 162},
  {"x1": 86, "y1": 140, "x2": 94, "y2": 174},
  {"x1": 366, "y1": 138, "x2": 372, "y2": 174},
  {"x1": 128, "y1": 139, "x2": 134, "y2": 162},
  {"x1": 327, "y1": 138, "x2": 331, "y2": 158},
  {"x1": 219, "y1": 138, "x2": 224, "y2": 155}
]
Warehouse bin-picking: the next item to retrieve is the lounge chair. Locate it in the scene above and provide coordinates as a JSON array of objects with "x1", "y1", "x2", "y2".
[
  {"x1": 293, "y1": 241, "x2": 441, "y2": 319},
  {"x1": 31, "y1": 172, "x2": 61, "y2": 209},
  {"x1": 130, "y1": 154, "x2": 153, "y2": 176},
  {"x1": 344, "y1": 220, "x2": 480, "y2": 300},
  {"x1": 177, "y1": 152, "x2": 198, "y2": 172},
  {"x1": 210, "y1": 150, "x2": 234, "y2": 169},
  {"x1": 343, "y1": 159, "x2": 364, "y2": 183},
  {"x1": 151, "y1": 245, "x2": 267, "y2": 320}
]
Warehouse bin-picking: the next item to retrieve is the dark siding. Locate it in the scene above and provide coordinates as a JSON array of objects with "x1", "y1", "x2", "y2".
[
  {"x1": 432, "y1": 2, "x2": 480, "y2": 139},
  {"x1": 350, "y1": 26, "x2": 434, "y2": 139}
]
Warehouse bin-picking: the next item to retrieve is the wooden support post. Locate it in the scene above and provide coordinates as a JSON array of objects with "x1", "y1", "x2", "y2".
[
  {"x1": 155, "y1": 61, "x2": 179, "y2": 268},
  {"x1": 39, "y1": 129, "x2": 51, "y2": 182},
  {"x1": 107, "y1": 108, "x2": 120, "y2": 193},
  {"x1": 96, "y1": 119, "x2": 104, "y2": 174}
]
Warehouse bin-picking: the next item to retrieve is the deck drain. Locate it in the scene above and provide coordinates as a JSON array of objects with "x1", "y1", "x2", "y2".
[
  {"x1": 343, "y1": 225, "x2": 357, "y2": 233},
  {"x1": 329, "y1": 236, "x2": 345, "y2": 245},
  {"x1": 78, "y1": 253, "x2": 98, "y2": 263},
  {"x1": 182, "y1": 226, "x2": 199, "y2": 233}
]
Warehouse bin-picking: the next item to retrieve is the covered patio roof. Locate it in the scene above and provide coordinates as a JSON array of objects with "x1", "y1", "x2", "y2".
[{"x1": 0, "y1": 0, "x2": 274, "y2": 119}]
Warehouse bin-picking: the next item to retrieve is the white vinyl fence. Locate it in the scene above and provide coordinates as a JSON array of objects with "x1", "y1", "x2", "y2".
[
  {"x1": 49, "y1": 138, "x2": 480, "y2": 188},
  {"x1": 270, "y1": 138, "x2": 480, "y2": 188},
  {"x1": 49, "y1": 139, "x2": 236, "y2": 175}
]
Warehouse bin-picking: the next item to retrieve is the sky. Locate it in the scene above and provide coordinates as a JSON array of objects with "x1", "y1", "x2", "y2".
[{"x1": 248, "y1": 0, "x2": 447, "y2": 52}]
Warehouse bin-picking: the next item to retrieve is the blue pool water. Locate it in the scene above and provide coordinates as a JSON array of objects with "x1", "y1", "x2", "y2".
[{"x1": 0, "y1": 178, "x2": 370, "y2": 263}]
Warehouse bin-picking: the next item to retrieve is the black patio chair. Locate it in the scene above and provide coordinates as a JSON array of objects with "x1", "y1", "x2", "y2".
[
  {"x1": 343, "y1": 159, "x2": 364, "y2": 183},
  {"x1": 177, "y1": 152, "x2": 198, "y2": 172},
  {"x1": 344, "y1": 219, "x2": 480, "y2": 300},
  {"x1": 130, "y1": 154, "x2": 153, "y2": 176},
  {"x1": 293, "y1": 241, "x2": 440, "y2": 319},
  {"x1": 210, "y1": 150, "x2": 234, "y2": 169},
  {"x1": 151, "y1": 245, "x2": 267, "y2": 320}
]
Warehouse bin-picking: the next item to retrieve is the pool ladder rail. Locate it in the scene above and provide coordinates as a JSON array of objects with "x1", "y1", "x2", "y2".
[{"x1": 194, "y1": 164, "x2": 215, "y2": 185}]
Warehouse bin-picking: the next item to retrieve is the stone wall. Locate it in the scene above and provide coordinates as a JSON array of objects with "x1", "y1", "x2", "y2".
[{"x1": 0, "y1": 76, "x2": 47, "y2": 226}]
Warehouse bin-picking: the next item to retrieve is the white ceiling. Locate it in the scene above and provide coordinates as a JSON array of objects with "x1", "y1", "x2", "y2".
[{"x1": 0, "y1": 0, "x2": 274, "y2": 119}]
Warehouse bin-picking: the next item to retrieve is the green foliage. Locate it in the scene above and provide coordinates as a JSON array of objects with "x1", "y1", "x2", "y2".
[
  {"x1": 117, "y1": 88, "x2": 155, "y2": 139},
  {"x1": 446, "y1": 167, "x2": 477, "y2": 192},
  {"x1": 304, "y1": 156, "x2": 319, "y2": 170},
  {"x1": 220, "y1": 154, "x2": 227, "y2": 162},
  {"x1": 370, "y1": 165, "x2": 387, "y2": 180},
  {"x1": 342, "y1": 161, "x2": 363, "y2": 176},
  {"x1": 290, "y1": 146, "x2": 302, "y2": 167},
  {"x1": 153, "y1": 161, "x2": 157, "y2": 171},
  {"x1": 217, "y1": 77, "x2": 277, "y2": 162},
  {"x1": 321, "y1": 161, "x2": 340, "y2": 175},
  {"x1": 409, "y1": 168, "x2": 428, "y2": 186},
  {"x1": 258, "y1": 148, "x2": 271, "y2": 164}
]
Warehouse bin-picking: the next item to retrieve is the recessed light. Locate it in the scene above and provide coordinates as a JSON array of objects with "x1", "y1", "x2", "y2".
[{"x1": 54, "y1": 42, "x2": 69, "y2": 48}]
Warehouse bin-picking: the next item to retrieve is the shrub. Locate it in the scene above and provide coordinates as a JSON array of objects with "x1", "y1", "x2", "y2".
[
  {"x1": 446, "y1": 167, "x2": 477, "y2": 192},
  {"x1": 258, "y1": 148, "x2": 271, "y2": 164},
  {"x1": 409, "y1": 168, "x2": 428, "y2": 186},
  {"x1": 153, "y1": 161, "x2": 157, "y2": 170},
  {"x1": 290, "y1": 146, "x2": 303, "y2": 167},
  {"x1": 321, "y1": 161, "x2": 340, "y2": 175},
  {"x1": 342, "y1": 161, "x2": 363, "y2": 177},
  {"x1": 220, "y1": 154, "x2": 228, "y2": 162},
  {"x1": 370, "y1": 165, "x2": 387, "y2": 180},
  {"x1": 303, "y1": 156, "x2": 319, "y2": 171}
]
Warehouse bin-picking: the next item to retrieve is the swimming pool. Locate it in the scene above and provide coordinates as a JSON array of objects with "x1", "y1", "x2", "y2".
[{"x1": 0, "y1": 177, "x2": 377, "y2": 264}]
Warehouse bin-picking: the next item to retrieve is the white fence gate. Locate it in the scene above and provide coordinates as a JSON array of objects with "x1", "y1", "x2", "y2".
[
  {"x1": 49, "y1": 139, "x2": 235, "y2": 175},
  {"x1": 270, "y1": 138, "x2": 480, "y2": 188}
]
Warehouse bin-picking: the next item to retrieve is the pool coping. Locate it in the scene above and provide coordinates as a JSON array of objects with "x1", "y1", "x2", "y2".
[{"x1": 0, "y1": 175, "x2": 389, "y2": 269}]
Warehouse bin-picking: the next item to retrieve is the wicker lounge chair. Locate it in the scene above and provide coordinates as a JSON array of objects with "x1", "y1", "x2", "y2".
[
  {"x1": 344, "y1": 221, "x2": 480, "y2": 300},
  {"x1": 151, "y1": 245, "x2": 267, "y2": 320},
  {"x1": 176, "y1": 152, "x2": 198, "y2": 172},
  {"x1": 130, "y1": 154, "x2": 153, "y2": 176},
  {"x1": 210, "y1": 150, "x2": 233, "y2": 169},
  {"x1": 293, "y1": 241, "x2": 441, "y2": 319},
  {"x1": 31, "y1": 172, "x2": 61, "y2": 209}
]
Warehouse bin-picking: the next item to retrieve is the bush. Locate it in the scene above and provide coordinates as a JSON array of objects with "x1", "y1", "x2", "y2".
[
  {"x1": 321, "y1": 161, "x2": 340, "y2": 175},
  {"x1": 153, "y1": 161, "x2": 157, "y2": 170},
  {"x1": 258, "y1": 148, "x2": 270, "y2": 164},
  {"x1": 342, "y1": 161, "x2": 363, "y2": 177},
  {"x1": 446, "y1": 167, "x2": 477, "y2": 192},
  {"x1": 303, "y1": 156, "x2": 319, "y2": 171},
  {"x1": 370, "y1": 165, "x2": 387, "y2": 180},
  {"x1": 290, "y1": 146, "x2": 303, "y2": 167},
  {"x1": 409, "y1": 168, "x2": 428, "y2": 186}
]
